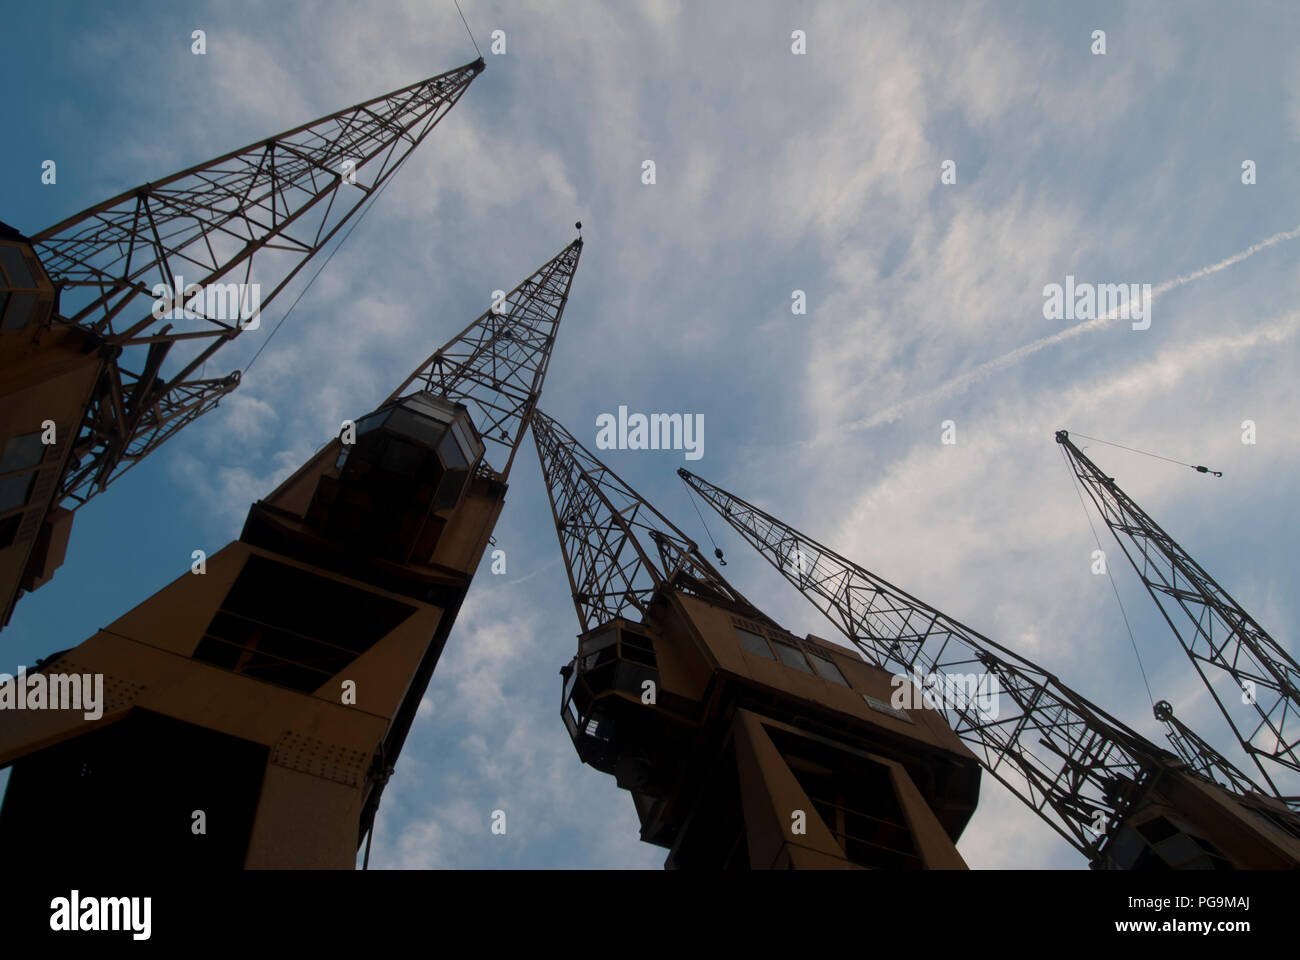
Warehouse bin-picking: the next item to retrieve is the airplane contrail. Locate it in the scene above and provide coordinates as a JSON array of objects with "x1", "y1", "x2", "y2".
[{"x1": 840, "y1": 223, "x2": 1300, "y2": 433}]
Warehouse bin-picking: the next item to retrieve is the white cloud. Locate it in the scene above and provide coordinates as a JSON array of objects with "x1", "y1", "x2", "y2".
[{"x1": 15, "y1": 0, "x2": 1298, "y2": 871}]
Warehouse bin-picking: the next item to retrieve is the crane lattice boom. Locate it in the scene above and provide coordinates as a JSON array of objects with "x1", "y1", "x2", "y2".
[{"x1": 1056, "y1": 430, "x2": 1300, "y2": 805}]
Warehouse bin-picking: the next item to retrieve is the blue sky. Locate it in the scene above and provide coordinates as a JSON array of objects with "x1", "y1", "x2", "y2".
[{"x1": 2, "y1": 0, "x2": 1299, "y2": 868}]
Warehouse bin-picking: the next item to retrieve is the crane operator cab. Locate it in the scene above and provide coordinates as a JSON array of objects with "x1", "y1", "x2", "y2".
[{"x1": 307, "y1": 391, "x2": 485, "y2": 563}]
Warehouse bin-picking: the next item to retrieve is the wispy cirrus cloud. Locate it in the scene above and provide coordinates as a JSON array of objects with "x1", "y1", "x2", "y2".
[{"x1": 4, "y1": 1, "x2": 1298, "y2": 871}]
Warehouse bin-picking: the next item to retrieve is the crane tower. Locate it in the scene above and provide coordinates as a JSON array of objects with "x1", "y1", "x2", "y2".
[
  {"x1": 678, "y1": 467, "x2": 1300, "y2": 869},
  {"x1": 534, "y1": 411, "x2": 981, "y2": 869},
  {"x1": 0, "y1": 235, "x2": 581, "y2": 868},
  {"x1": 0, "y1": 58, "x2": 484, "y2": 630}
]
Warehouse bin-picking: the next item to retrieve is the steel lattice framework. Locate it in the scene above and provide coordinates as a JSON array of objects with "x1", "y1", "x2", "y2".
[
  {"x1": 352, "y1": 236, "x2": 584, "y2": 848},
  {"x1": 28, "y1": 57, "x2": 484, "y2": 506},
  {"x1": 676, "y1": 467, "x2": 1210, "y2": 865},
  {"x1": 1057, "y1": 431, "x2": 1300, "y2": 805},
  {"x1": 531, "y1": 411, "x2": 763, "y2": 636},
  {"x1": 1154, "y1": 700, "x2": 1262, "y2": 798},
  {"x1": 390, "y1": 238, "x2": 583, "y2": 484}
]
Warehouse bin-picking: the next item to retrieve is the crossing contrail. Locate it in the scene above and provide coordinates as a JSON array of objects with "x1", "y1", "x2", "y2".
[{"x1": 841, "y1": 223, "x2": 1300, "y2": 433}]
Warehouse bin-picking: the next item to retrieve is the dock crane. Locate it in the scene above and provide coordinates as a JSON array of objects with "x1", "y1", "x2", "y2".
[
  {"x1": 1057, "y1": 429, "x2": 1299, "y2": 808},
  {"x1": 0, "y1": 58, "x2": 484, "y2": 630},
  {"x1": 0, "y1": 234, "x2": 581, "y2": 868},
  {"x1": 534, "y1": 411, "x2": 983, "y2": 868},
  {"x1": 678, "y1": 467, "x2": 1300, "y2": 868}
]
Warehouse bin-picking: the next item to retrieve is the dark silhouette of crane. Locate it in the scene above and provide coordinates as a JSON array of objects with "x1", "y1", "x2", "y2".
[
  {"x1": 0, "y1": 57, "x2": 485, "y2": 630},
  {"x1": 0, "y1": 234, "x2": 582, "y2": 868},
  {"x1": 534, "y1": 411, "x2": 984, "y2": 869},
  {"x1": 678, "y1": 467, "x2": 1300, "y2": 868}
]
